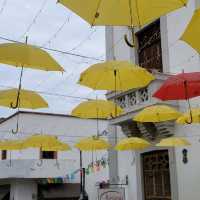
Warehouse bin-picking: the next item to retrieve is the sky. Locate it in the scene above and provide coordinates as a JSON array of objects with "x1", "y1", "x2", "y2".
[{"x1": 0, "y1": 0, "x2": 106, "y2": 117}]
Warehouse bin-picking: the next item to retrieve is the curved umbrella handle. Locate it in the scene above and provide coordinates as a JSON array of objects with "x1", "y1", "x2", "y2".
[
  {"x1": 12, "y1": 122, "x2": 19, "y2": 134},
  {"x1": 124, "y1": 27, "x2": 135, "y2": 48},
  {"x1": 55, "y1": 159, "x2": 60, "y2": 169},
  {"x1": 37, "y1": 159, "x2": 43, "y2": 167}
]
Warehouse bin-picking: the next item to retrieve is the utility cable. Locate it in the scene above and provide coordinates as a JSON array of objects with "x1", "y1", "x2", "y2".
[{"x1": 18, "y1": 0, "x2": 47, "y2": 40}]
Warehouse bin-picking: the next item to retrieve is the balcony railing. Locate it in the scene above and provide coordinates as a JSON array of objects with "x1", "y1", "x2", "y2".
[{"x1": 107, "y1": 72, "x2": 177, "y2": 114}]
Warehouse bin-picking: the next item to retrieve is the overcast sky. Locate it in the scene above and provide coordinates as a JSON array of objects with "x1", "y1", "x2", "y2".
[{"x1": 0, "y1": 0, "x2": 106, "y2": 117}]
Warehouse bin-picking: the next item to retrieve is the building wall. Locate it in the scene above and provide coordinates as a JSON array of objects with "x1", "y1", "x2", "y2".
[
  {"x1": 106, "y1": 0, "x2": 200, "y2": 200},
  {"x1": 0, "y1": 112, "x2": 109, "y2": 200}
]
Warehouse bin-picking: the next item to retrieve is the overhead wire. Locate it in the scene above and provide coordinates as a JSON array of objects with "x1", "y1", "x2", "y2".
[
  {"x1": 18, "y1": 0, "x2": 48, "y2": 41},
  {"x1": 0, "y1": 35, "x2": 103, "y2": 61},
  {"x1": 0, "y1": 83, "x2": 94, "y2": 101},
  {"x1": 68, "y1": 28, "x2": 97, "y2": 52},
  {"x1": 42, "y1": 13, "x2": 72, "y2": 47},
  {"x1": 0, "y1": 0, "x2": 7, "y2": 15}
]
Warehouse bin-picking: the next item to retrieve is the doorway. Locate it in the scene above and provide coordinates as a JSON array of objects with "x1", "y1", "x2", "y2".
[{"x1": 142, "y1": 150, "x2": 171, "y2": 200}]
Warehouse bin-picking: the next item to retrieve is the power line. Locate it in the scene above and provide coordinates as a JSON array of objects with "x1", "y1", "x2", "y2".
[
  {"x1": 0, "y1": 83, "x2": 95, "y2": 101},
  {"x1": 68, "y1": 28, "x2": 97, "y2": 52},
  {"x1": 42, "y1": 13, "x2": 72, "y2": 47},
  {"x1": 0, "y1": 0, "x2": 7, "y2": 15},
  {"x1": 18, "y1": 0, "x2": 47, "y2": 41},
  {"x1": 0, "y1": 35, "x2": 103, "y2": 61}
]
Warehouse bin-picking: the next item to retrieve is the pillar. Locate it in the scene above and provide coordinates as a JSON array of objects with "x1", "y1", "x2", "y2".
[{"x1": 10, "y1": 180, "x2": 37, "y2": 200}]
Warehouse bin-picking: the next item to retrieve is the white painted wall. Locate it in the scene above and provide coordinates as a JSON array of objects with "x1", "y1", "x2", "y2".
[
  {"x1": 106, "y1": 0, "x2": 200, "y2": 200},
  {"x1": 0, "y1": 112, "x2": 109, "y2": 200}
]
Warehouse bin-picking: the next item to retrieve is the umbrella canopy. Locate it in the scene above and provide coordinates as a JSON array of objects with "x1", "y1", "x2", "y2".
[
  {"x1": 181, "y1": 8, "x2": 200, "y2": 54},
  {"x1": 153, "y1": 72, "x2": 200, "y2": 100},
  {"x1": 156, "y1": 137, "x2": 190, "y2": 147},
  {"x1": 115, "y1": 137, "x2": 151, "y2": 151},
  {"x1": 133, "y1": 105, "x2": 181, "y2": 122},
  {"x1": 74, "y1": 136, "x2": 111, "y2": 151},
  {"x1": 72, "y1": 100, "x2": 123, "y2": 119},
  {"x1": 58, "y1": 0, "x2": 187, "y2": 26},
  {"x1": 176, "y1": 108, "x2": 200, "y2": 124},
  {"x1": 0, "y1": 140, "x2": 25, "y2": 150},
  {"x1": 23, "y1": 135, "x2": 62, "y2": 149},
  {"x1": 0, "y1": 89, "x2": 48, "y2": 109},
  {"x1": 78, "y1": 61, "x2": 155, "y2": 91},
  {"x1": 41, "y1": 142, "x2": 71, "y2": 151},
  {"x1": 0, "y1": 43, "x2": 64, "y2": 71}
]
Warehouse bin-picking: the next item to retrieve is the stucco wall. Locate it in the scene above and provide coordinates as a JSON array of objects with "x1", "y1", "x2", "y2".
[
  {"x1": 106, "y1": 0, "x2": 200, "y2": 200},
  {"x1": 0, "y1": 112, "x2": 109, "y2": 200}
]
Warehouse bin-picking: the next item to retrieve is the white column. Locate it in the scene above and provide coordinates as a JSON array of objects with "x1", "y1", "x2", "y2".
[
  {"x1": 107, "y1": 124, "x2": 119, "y2": 184},
  {"x1": 195, "y1": 0, "x2": 200, "y2": 9},
  {"x1": 10, "y1": 180, "x2": 37, "y2": 200}
]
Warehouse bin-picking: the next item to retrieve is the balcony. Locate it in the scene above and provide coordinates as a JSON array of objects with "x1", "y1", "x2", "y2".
[
  {"x1": 106, "y1": 72, "x2": 179, "y2": 124},
  {"x1": 0, "y1": 159, "x2": 79, "y2": 182}
]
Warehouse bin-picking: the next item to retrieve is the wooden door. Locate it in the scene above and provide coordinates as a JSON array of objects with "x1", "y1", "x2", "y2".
[{"x1": 142, "y1": 150, "x2": 171, "y2": 200}]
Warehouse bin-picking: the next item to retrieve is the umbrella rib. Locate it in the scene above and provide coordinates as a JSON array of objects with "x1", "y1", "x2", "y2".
[{"x1": 91, "y1": 0, "x2": 103, "y2": 26}]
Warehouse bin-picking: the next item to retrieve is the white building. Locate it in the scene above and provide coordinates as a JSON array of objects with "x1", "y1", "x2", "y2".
[
  {"x1": 0, "y1": 111, "x2": 109, "y2": 200},
  {"x1": 106, "y1": 0, "x2": 200, "y2": 200}
]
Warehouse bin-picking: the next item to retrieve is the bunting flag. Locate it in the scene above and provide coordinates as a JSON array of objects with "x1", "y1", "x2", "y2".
[
  {"x1": 85, "y1": 157, "x2": 108, "y2": 175},
  {"x1": 39, "y1": 156, "x2": 108, "y2": 184},
  {"x1": 40, "y1": 169, "x2": 80, "y2": 185}
]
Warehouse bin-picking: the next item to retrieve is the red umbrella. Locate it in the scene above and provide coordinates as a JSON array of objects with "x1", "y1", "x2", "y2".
[
  {"x1": 153, "y1": 72, "x2": 200, "y2": 123},
  {"x1": 153, "y1": 72, "x2": 200, "y2": 100}
]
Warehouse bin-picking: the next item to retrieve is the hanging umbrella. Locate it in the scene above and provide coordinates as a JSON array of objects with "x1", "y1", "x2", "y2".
[
  {"x1": 0, "y1": 88, "x2": 48, "y2": 109},
  {"x1": 153, "y1": 72, "x2": 200, "y2": 123},
  {"x1": 115, "y1": 137, "x2": 151, "y2": 151},
  {"x1": 58, "y1": 0, "x2": 187, "y2": 47},
  {"x1": 181, "y1": 8, "x2": 200, "y2": 54},
  {"x1": 0, "y1": 140, "x2": 25, "y2": 150},
  {"x1": 72, "y1": 99, "x2": 123, "y2": 119},
  {"x1": 0, "y1": 139, "x2": 25, "y2": 167},
  {"x1": 79, "y1": 61, "x2": 155, "y2": 91},
  {"x1": 176, "y1": 108, "x2": 200, "y2": 124},
  {"x1": 74, "y1": 136, "x2": 111, "y2": 151},
  {"x1": 0, "y1": 88, "x2": 48, "y2": 134},
  {"x1": 23, "y1": 135, "x2": 62, "y2": 149},
  {"x1": 42, "y1": 142, "x2": 71, "y2": 151},
  {"x1": 156, "y1": 137, "x2": 190, "y2": 147},
  {"x1": 133, "y1": 105, "x2": 181, "y2": 122},
  {"x1": 0, "y1": 41, "x2": 64, "y2": 109},
  {"x1": 23, "y1": 135, "x2": 69, "y2": 167}
]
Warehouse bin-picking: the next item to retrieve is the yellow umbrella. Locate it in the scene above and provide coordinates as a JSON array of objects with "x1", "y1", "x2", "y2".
[
  {"x1": 115, "y1": 137, "x2": 151, "y2": 151},
  {"x1": 0, "y1": 140, "x2": 25, "y2": 150},
  {"x1": 0, "y1": 88, "x2": 48, "y2": 109},
  {"x1": 59, "y1": 0, "x2": 187, "y2": 47},
  {"x1": 181, "y1": 8, "x2": 200, "y2": 54},
  {"x1": 23, "y1": 135, "x2": 61, "y2": 149},
  {"x1": 176, "y1": 108, "x2": 200, "y2": 124},
  {"x1": 58, "y1": 0, "x2": 187, "y2": 26},
  {"x1": 78, "y1": 61, "x2": 155, "y2": 91},
  {"x1": 156, "y1": 137, "x2": 190, "y2": 147},
  {"x1": 72, "y1": 100, "x2": 123, "y2": 119},
  {"x1": 133, "y1": 105, "x2": 181, "y2": 123},
  {"x1": 42, "y1": 142, "x2": 71, "y2": 151},
  {"x1": 0, "y1": 42, "x2": 64, "y2": 109},
  {"x1": 74, "y1": 136, "x2": 111, "y2": 151},
  {"x1": 0, "y1": 43, "x2": 64, "y2": 72}
]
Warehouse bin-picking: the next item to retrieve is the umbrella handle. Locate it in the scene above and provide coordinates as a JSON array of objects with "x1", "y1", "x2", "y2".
[
  {"x1": 37, "y1": 159, "x2": 43, "y2": 167},
  {"x1": 124, "y1": 27, "x2": 135, "y2": 48},
  {"x1": 10, "y1": 98, "x2": 19, "y2": 109},
  {"x1": 12, "y1": 121, "x2": 19, "y2": 134},
  {"x1": 55, "y1": 159, "x2": 60, "y2": 169}
]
